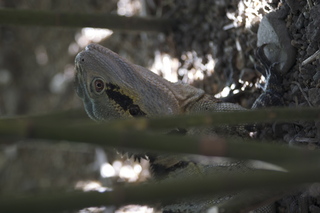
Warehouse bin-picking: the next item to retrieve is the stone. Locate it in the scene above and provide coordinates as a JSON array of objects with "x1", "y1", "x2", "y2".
[
  {"x1": 257, "y1": 6, "x2": 296, "y2": 74},
  {"x1": 308, "y1": 88, "x2": 320, "y2": 106}
]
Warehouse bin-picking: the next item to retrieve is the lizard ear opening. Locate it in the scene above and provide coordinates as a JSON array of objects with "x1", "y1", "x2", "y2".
[{"x1": 92, "y1": 78, "x2": 105, "y2": 95}]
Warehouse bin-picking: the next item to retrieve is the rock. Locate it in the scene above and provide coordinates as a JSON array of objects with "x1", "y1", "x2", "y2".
[
  {"x1": 257, "y1": 6, "x2": 296, "y2": 74},
  {"x1": 295, "y1": 13, "x2": 305, "y2": 30},
  {"x1": 286, "y1": 0, "x2": 301, "y2": 14},
  {"x1": 306, "y1": 5, "x2": 320, "y2": 46},
  {"x1": 313, "y1": 70, "x2": 320, "y2": 82},
  {"x1": 308, "y1": 88, "x2": 320, "y2": 106}
]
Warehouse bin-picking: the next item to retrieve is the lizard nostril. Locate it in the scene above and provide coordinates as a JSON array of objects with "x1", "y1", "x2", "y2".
[{"x1": 81, "y1": 58, "x2": 84, "y2": 62}]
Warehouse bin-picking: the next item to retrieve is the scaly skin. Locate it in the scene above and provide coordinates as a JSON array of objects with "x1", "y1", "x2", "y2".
[{"x1": 74, "y1": 44, "x2": 277, "y2": 213}]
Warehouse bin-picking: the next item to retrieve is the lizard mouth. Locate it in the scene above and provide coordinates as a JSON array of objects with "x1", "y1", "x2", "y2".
[{"x1": 74, "y1": 60, "x2": 89, "y2": 101}]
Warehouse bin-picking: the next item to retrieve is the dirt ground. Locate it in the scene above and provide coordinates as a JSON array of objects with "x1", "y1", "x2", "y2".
[
  {"x1": 0, "y1": 0, "x2": 319, "y2": 212},
  {"x1": 156, "y1": 0, "x2": 320, "y2": 144}
]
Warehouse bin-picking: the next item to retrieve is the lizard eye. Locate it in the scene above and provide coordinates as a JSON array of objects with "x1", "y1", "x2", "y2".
[{"x1": 93, "y1": 79, "x2": 105, "y2": 94}]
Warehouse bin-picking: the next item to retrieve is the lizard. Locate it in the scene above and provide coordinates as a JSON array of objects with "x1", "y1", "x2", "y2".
[{"x1": 74, "y1": 43, "x2": 284, "y2": 212}]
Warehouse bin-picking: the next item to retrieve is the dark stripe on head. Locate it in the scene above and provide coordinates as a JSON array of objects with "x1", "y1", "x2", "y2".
[{"x1": 105, "y1": 83, "x2": 146, "y2": 117}]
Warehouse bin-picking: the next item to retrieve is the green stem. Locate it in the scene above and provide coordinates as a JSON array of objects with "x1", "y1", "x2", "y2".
[
  {"x1": 4, "y1": 107, "x2": 319, "y2": 130},
  {"x1": 112, "y1": 107, "x2": 320, "y2": 130},
  {"x1": 0, "y1": 168, "x2": 319, "y2": 213},
  {"x1": 0, "y1": 8, "x2": 173, "y2": 32},
  {"x1": 0, "y1": 117, "x2": 319, "y2": 168}
]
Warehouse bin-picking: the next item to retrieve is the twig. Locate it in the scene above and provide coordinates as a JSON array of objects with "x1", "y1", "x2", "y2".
[
  {"x1": 291, "y1": 81, "x2": 313, "y2": 107},
  {"x1": 307, "y1": 0, "x2": 314, "y2": 10},
  {"x1": 301, "y1": 49, "x2": 320, "y2": 66}
]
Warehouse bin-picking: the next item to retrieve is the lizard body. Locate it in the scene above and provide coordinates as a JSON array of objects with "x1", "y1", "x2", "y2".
[{"x1": 74, "y1": 44, "x2": 281, "y2": 212}]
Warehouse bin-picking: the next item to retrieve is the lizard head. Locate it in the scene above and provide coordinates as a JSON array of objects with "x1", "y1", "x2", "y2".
[{"x1": 74, "y1": 44, "x2": 193, "y2": 121}]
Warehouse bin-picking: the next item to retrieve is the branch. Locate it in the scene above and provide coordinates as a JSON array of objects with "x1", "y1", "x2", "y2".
[
  {"x1": 0, "y1": 167, "x2": 319, "y2": 213},
  {"x1": 0, "y1": 8, "x2": 174, "y2": 32},
  {"x1": 0, "y1": 116, "x2": 319, "y2": 168},
  {"x1": 109, "y1": 107, "x2": 320, "y2": 130},
  {"x1": 3, "y1": 107, "x2": 319, "y2": 130}
]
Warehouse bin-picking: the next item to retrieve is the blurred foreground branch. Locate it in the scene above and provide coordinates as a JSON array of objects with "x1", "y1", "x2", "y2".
[
  {"x1": 3, "y1": 107, "x2": 319, "y2": 130},
  {"x1": 0, "y1": 107, "x2": 319, "y2": 167},
  {"x1": 0, "y1": 167, "x2": 319, "y2": 213},
  {"x1": 106, "y1": 107, "x2": 320, "y2": 130},
  {"x1": 0, "y1": 8, "x2": 173, "y2": 32}
]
